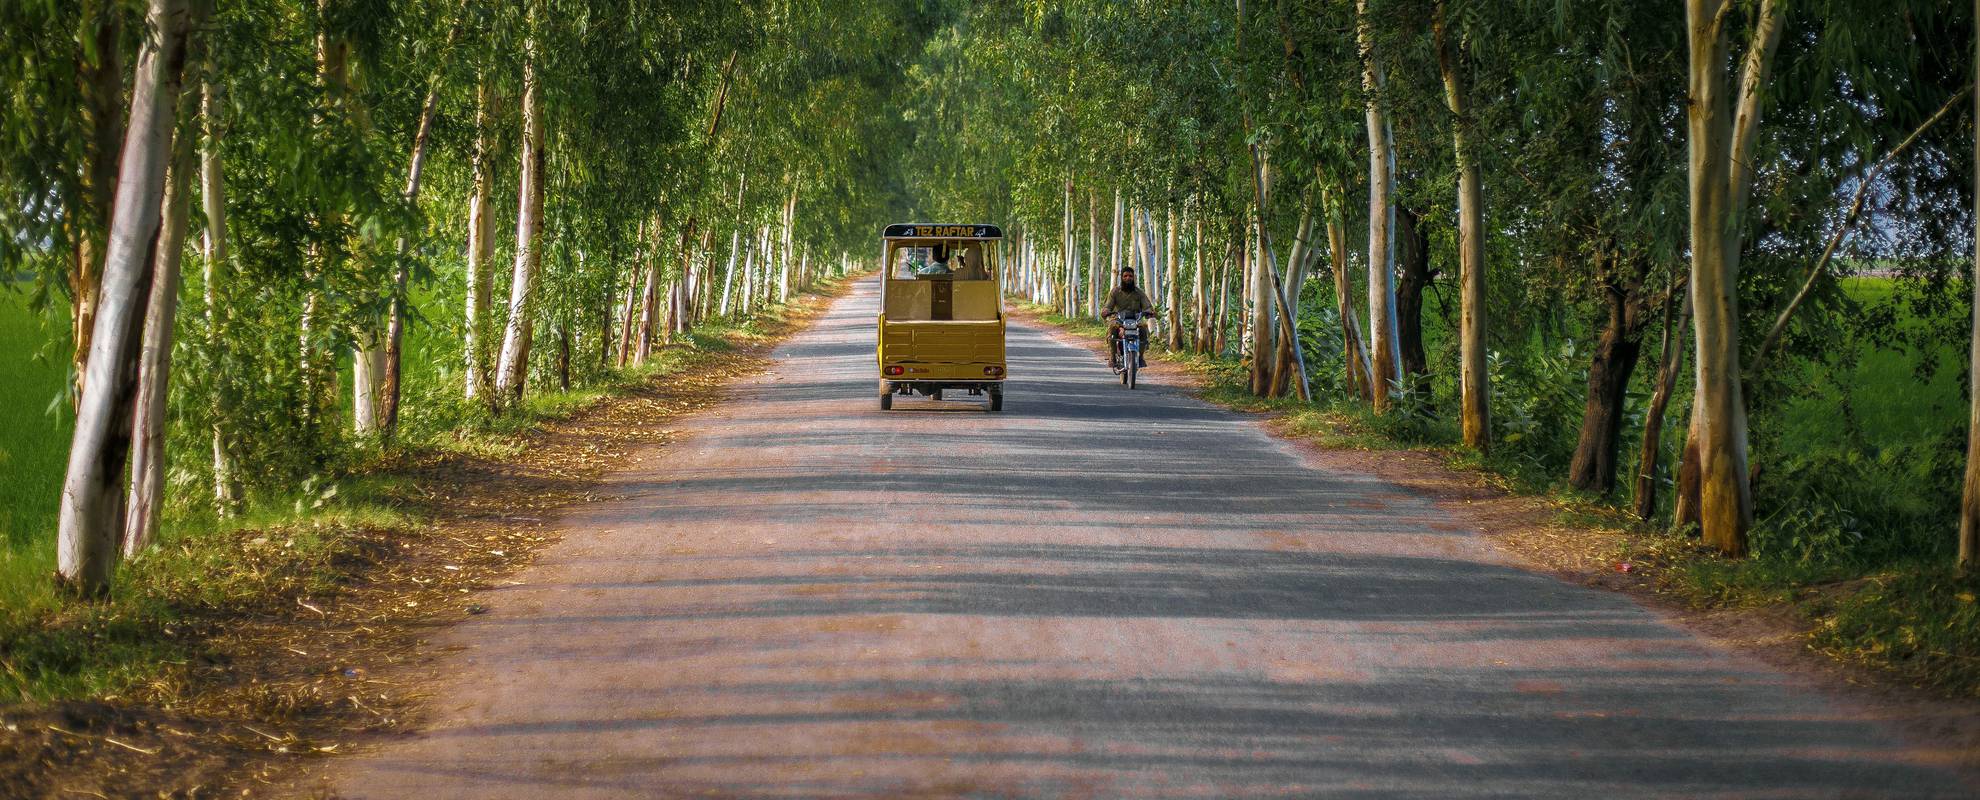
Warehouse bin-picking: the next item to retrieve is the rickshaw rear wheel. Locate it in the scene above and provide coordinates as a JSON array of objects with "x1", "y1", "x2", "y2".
[
  {"x1": 988, "y1": 388, "x2": 1003, "y2": 412},
  {"x1": 932, "y1": 389, "x2": 943, "y2": 401},
  {"x1": 879, "y1": 391, "x2": 893, "y2": 410}
]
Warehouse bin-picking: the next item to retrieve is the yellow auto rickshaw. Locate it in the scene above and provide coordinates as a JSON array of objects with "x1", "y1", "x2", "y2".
[{"x1": 876, "y1": 223, "x2": 1006, "y2": 411}]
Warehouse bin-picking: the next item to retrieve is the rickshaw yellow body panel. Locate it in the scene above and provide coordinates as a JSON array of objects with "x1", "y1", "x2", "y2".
[{"x1": 877, "y1": 318, "x2": 1006, "y2": 381}]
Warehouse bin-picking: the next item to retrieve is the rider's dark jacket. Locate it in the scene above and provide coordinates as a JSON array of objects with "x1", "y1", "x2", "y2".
[{"x1": 1103, "y1": 285, "x2": 1154, "y2": 319}]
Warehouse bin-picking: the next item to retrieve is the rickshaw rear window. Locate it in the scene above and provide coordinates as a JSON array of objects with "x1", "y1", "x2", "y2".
[{"x1": 891, "y1": 241, "x2": 995, "y2": 281}]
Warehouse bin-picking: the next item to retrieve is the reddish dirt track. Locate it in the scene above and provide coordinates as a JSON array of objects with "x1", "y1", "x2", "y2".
[{"x1": 326, "y1": 278, "x2": 1968, "y2": 798}]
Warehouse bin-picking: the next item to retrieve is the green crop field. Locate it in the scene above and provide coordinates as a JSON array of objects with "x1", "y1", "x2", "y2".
[
  {"x1": 1779, "y1": 277, "x2": 1965, "y2": 449},
  {"x1": 0, "y1": 289, "x2": 74, "y2": 610}
]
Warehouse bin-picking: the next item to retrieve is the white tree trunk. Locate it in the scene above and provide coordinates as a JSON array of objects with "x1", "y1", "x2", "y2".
[
  {"x1": 380, "y1": 4, "x2": 465, "y2": 439},
  {"x1": 464, "y1": 77, "x2": 496, "y2": 400},
  {"x1": 1683, "y1": 0, "x2": 1782, "y2": 554},
  {"x1": 1165, "y1": 206, "x2": 1182, "y2": 348},
  {"x1": 493, "y1": 3, "x2": 545, "y2": 405},
  {"x1": 1192, "y1": 211, "x2": 1207, "y2": 350},
  {"x1": 1962, "y1": 0, "x2": 1980, "y2": 568},
  {"x1": 124, "y1": 68, "x2": 201, "y2": 559},
  {"x1": 635, "y1": 217, "x2": 663, "y2": 364},
  {"x1": 199, "y1": 66, "x2": 240, "y2": 514},
  {"x1": 1087, "y1": 190, "x2": 1102, "y2": 318},
  {"x1": 352, "y1": 337, "x2": 382, "y2": 434},
  {"x1": 1325, "y1": 183, "x2": 1374, "y2": 401},
  {"x1": 1062, "y1": 179, "x2": 1075, "y2": 318},
  {"x1": 1110, "y1": 189, "x2": 1124, "y2": 299},
  {"x1": 1436, "y1": 2, "x2": 1490, "y2": 451},
  {"x1": 1358, "y1": 0, "x2": 1402, "y2": 412},
  {"x1": 59, "y1": 0, "x2": 192, "y2": 594},
  {"x1": 1248, "y1": 216, "x2": 1275, "y2": 394},
  {"x1": 719, "y1": 224, "x2": 741, "y2": 317},
  {"x1": 779, "y1": 186, "x2": 796, "y2": 303}
]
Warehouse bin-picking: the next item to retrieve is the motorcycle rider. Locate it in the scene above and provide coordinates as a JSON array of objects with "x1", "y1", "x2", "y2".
[{"x1": 1101, "y1": 266, "x2": 1155, "y2": 369}]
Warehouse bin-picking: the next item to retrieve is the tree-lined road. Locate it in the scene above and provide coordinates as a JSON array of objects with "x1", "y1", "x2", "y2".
[{"x1": 332, "y1": 278, "x2": 1963, "y2": 798}]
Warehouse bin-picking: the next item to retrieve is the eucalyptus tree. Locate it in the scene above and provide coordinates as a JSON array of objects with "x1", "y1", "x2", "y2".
[
  {"x1": 1966, "y1": 0, "x2": 1980, "y2": 567},
  {"x1": 1431, "y1": 0, "x2": 1487, "y2": 451},
  {"x1": 492, "y1": 0, "x2": 545, "y2": 405},
  {"x1": 124, "y1": 30, "x2": 207, "y2": 559},
  {"x1": 1355, "y1": 0, "x2": 1403, "y2": 412},
  {"x1": 57, "y1": 0, "x2": 198, "y2": 595},
  {"x1": 1678, "y1": 0, "x2": 1782, "y2": 553}
]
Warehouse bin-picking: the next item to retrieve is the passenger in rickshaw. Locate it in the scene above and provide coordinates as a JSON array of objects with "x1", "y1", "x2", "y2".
[
  {"x1": 1101, "y1": 265, "x2": 1155, "y2": 368},
  {"x1": 952, "y1": 244, "x2": 990, "y2": 280},
  {"x1": 912, "y1": 247, "x2": 953, "y2": 277}
]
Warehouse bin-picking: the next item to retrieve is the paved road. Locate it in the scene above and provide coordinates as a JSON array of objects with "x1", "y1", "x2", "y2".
[{"x1": 333, "y1": 278, "x2": 1964, "y2": 798}]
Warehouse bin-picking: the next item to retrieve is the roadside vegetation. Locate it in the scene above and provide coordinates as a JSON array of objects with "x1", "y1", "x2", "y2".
[
  {"x1": 889, "y1": 0, "x2": 1980, "y2": 697},
  {"x1": 0, "y1": 1, "x2": 923, "y2": 600},
  {"x1": 0, "y1": 290, "x2": 832, "y2": 705},
  {"x1": 1030, "y1": 279, "x2": 1980, "y2": 696}
]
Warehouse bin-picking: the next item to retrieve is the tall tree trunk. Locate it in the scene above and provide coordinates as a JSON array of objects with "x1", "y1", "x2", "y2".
[
  {"x1": 555, "y1": 323, "x2": 570, "y2": 391},
  {"x1": 615, "y1": 254, "x2": 640, "y2": 365},
  {"x1": 1248, "y1": 216, "x2": 1275, "y2": 395},
  {"x1": 1241, "y1": 132, "x2": 1311, "y2": 402},
  {"x1": 1395, "y1": 205, "x2": 1433, "y2": 399},
  {"x1": 1637, "y1": 288, "x2": 1690, "y2": 520},
  {"x1": 124, "y1": 60, "x2": 201, "y2": 559},
  {"x1": 737, "y1": 223, "x2": 753, "y2": 315},
  {"x1": 1961, "y1": 0, "x2": 1980, "y2": 568},
  {"x1": 72, "y1": 1, "x2": 128, "y2": 409},
  {"x1": 1324, "y1": 184, "x2": 1374, "y2": 402},
  {"x1": 58, "y1": 0, "x2": 193, "y2": 596},
  {"x1": 719, "y1": 217, "x2": 741, "y2": 317},
  {"x1": 1110, "y1": 189, "x2": 1124, "y2": 306},
  {"x1": 777, "y1": 185, "x2": 793, "y2": 303},
  {"x1": 1358, "y1": 0, "x2": 1401, "y2": 412},
  {"x1": 493, "y1": 1, "x2": 546, "y2": 406},
  {"x1": 1218, "y1": 224, "x2": 1238, "y2": 356},
  {"x1": 1192, "y1": 212, "x2": 1208, "y2": 353},
  {"x1": 1088, "y1": 189, "x2": 1102, "y2": 318},
  {"x1": 464, "y1": 77, "x2": 497, "y2": 402},
  {"x1": 301, "y1": 2, "x2": 351, "y2": 435},
  {"x1": 688, "y1": 227, "x2": 713, "y2": 328},
  {"x1": 379, "y1": 2, "x2": 467, "y2": 441},
  {"x1": 1061, "y1": 179, "x2": 1074, "y2": 319},
  {"x1": 1156, "y1": 204, "x2": 1172, "y2": 348},
  {"x1": 198, "y1": 68, "x2": 241, "y2": 515},
  {"x1": 352, "y1": 335, "x2": 383, "y2": 435},
  {"x1": 1568, "y1": 271, "x2": 1648, "y2": 495},
  {"x1": 340, "y1": 6, "x2": 380, "y2": 438},
  {"x1": 1436, "y1": 3, "x2": 1491, "y2": 451},
  {"x1": 1144, "y1": 208, "x2": 1161, "y2": 311},
  {"x1": 1683, "y1": 0, "x2": 1781, "y2": 554},
  {"x1": 635, "y1": 216, "x2": 663, "y2": 364},
  {"x1": 1271, "y1": 196, "x2": 1317, "y2": 396}
]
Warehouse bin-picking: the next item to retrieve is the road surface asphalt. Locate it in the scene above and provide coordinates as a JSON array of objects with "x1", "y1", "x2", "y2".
[{"x1": 331, "y1": 277, "x2": 1966, "y2": 798}]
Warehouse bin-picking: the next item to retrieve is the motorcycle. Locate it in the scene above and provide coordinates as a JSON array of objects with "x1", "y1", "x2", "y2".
[{"x1": 1108, "y1": 310, "x2": 1157, "y2": 389}]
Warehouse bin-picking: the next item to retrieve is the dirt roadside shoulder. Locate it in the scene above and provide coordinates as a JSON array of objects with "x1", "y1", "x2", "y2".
[
  {"x1": 0, "y1": 278, "x2": 863, "y2": 799},
  {"x1": 1008, "y1": 306, "x2": 1980, "y2": 788}
]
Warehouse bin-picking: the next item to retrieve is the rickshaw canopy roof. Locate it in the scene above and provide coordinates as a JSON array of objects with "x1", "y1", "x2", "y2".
[{"x1": 883, "y1": 223, "x2": 1002, "y2": 240}]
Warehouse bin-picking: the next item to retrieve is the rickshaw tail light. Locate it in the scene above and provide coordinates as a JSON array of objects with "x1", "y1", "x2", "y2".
[
  {"x1": 884, "y1": 366, "x2": 904, "y2": 376},
  {"x1": 984, "y1": 366, "x2": 1004, "y2": 376}
]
